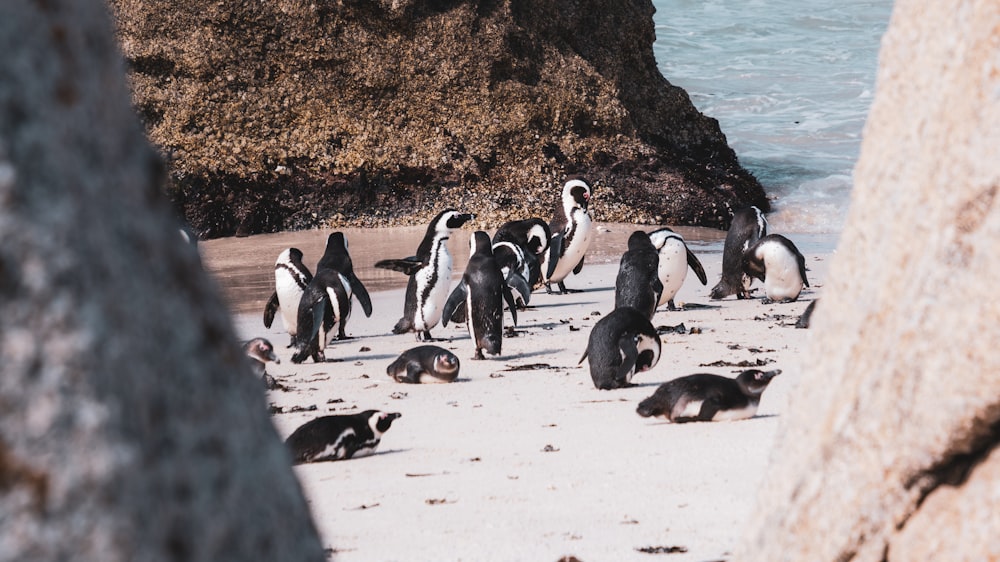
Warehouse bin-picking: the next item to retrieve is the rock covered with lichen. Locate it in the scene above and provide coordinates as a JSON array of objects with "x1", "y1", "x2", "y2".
[{"x1": 109, "y1": 0, "x2": 766, "y2": 238}]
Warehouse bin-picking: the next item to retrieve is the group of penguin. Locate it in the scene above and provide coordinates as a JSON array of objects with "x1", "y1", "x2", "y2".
[{"x1": 247, "y1": 177, "x2": 812, "y2": 463}]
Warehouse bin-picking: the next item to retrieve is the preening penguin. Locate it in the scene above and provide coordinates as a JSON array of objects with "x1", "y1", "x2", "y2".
[
  {"x1": 742, "y1": 234, "x2": 809, "y2": 303},
  {"x1": 543, "y1": 178, "x2": 594, "y2": 294},
  {"x1": 442, "y1": 231, "x2": 518, "y2": 360},
  {"x1": 579, "y1": 306, "x2": 661, "y2": 390},
  {"x1": 316, "y1": 231, "x2": 373, "y2": 320},
  {"x1": 636, "y1": 369, "x2": 782, "y2": 422},
  {"x1": 286, "y1": 410, "x2": 401, "y2": 463},
  {"x1": 647, "y1": 227, "x2": 707, "y2": 310},
  {"x1": 491, "y1": 241, "x2": 533, "y2": 309},
  {"x1": 387, "y1": 345, "x2": 461, "y2": 384},
  {"x1": 263, "y1": 248, "x2": 313, "y2": 347},
  {"x1": 710, "y1": 206, "x2": 768, "y2": 300},
  {"x1": 493, "y1": 217, "x2": 551, "y2": 288},
  {"x1": 375, "y1": 209, "x2": 475, "y2": 340},
  {"x1": 614, "y1": 231, "x2": 664, "y2": 320},
  {"x1": 290, "y1": 268, "x2": 353, "y2": 364}
]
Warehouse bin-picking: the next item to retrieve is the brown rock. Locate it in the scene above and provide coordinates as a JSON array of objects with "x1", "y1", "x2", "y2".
[
  {"x1": 736, "y1": 1, "x2": 1000, "y2": 561},
  {"x1": 108, "y1": 0, "x2": 766, "y2": 238}
]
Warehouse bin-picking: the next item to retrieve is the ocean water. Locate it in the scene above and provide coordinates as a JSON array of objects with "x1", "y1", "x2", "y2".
[{"x1": 652, "y1": 0, "x2": 894, "y2": 233}]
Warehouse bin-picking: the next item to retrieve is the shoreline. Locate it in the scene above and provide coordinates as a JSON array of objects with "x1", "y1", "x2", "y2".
[{"x1": 221, "y1": 228, "x2": 833, "y2": 561}]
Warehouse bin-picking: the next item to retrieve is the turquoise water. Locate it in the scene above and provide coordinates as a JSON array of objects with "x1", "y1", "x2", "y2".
[{"x1": 652, "y1": 0, "x2": 894, "y2": 233}]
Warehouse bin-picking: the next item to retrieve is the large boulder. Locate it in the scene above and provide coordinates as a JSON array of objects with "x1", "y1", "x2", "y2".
[
  {"x1": 108, "y1": 0, "x2": 766, "y2": 238},
  {"x1": 736, "y1": 0, "x2": 1000, "y2": 560},
  {"x1": 0, "y1": 1, "x2": 324, "y2": 560}
]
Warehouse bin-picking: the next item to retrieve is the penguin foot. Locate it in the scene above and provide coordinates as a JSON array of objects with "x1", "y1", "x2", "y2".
[
  {"x1": 473, "y1": 350, "x2": 485, "y2": 360},
  {"x1": 557, "y1": 282, "x2": 583, "y2": 294}
]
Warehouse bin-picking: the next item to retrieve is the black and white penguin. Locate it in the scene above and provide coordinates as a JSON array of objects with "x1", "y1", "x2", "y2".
[
  {"x1": 442, "y1": 231, "x2": 517, "y2": 360},
  {"x1": 493, "y1": 217, "x2": 551, "y2": 288},
  {"x1": 578, "y1": 306, "x2": 661, "y2": 390},
  {"x1": 285, "y1": 410, "x2": 401, "y2": 464},
  {"x1": 491, "y1": 241, "x2": 533, "y2": 308},
  {"x1": 242, "y1": 337, "x2": 280, "y2": 377},
  {"x1": 543, "y1": 178, "x2": 595, "y2": 294},
  {"x1": 386, "y1": 345, "x2": 461, "y2": 383},
  {"x1": 375, "y1": 210, "x2": 475, "y2": 341},
  {"x1": 290, "y1": 268, "x2": 353, "y2": 364},
  {"x1": 636, "y1": 369, "x2": 782, "y2": 422},
  {"x1": 614, "y1": 231, "x2": 664, "y2": 320},
  {"x1": 742, "y1": 234, "x2": 809, "y2": 303},
  {"x1": 263, "y1": 248, "x2": 313, "y2": 347},
  {"x1": 316, "y1": 231, "x2": 373, "y2": 320},
  {"x1": 710, "y1": 206, "x2": 768, "y2": 300},
  {"x1": 647, "y1": 227, "x2": 707, "y2": 310}
]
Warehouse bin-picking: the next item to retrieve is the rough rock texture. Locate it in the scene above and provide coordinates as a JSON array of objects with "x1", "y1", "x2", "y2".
[
  {"x1": 0, "y1": 2, "x2": 324, "y2": 560},
  {"x1": 736, "y1": 1, "x2": 1000, "y2": 561},
  {"x1": 108, "y1": 0, "x2": 766, "y2": 238}
]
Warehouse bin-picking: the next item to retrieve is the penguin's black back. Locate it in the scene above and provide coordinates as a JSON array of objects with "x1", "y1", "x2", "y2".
[
  {"x1": 285, "y1": 410, "x2": 399, "y2": 463},
  {"x1": 614, "y1": 231, "x2": 662, "y2": 319},
  {"x1": 584, "y1": 306, "x2": 659, "y2": 390},
  {"x1": 465, "y1": 233, "x2": 504, "y2": 355},
  {"x1": 711, "y1": 207, "x2": 767, "y2": 299}
]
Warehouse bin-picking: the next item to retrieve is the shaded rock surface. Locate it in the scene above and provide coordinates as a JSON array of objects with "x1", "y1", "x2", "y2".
[
  {"x1": 736, "y1": 0, "x2": 1000, "y2": 560},
  {"x1": 0, "y1": 1, "x2": 324, "y2": 560},
  {"x1": 108, "y1": 0, "x2": 766, "y2": 238}
]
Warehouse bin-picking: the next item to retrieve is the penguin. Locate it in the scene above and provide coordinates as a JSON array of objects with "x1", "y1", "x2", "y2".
[
  {"x1": 242, "y1": 337, "x2": 280, "y2": 377},
  {"x1": 491, "y1": 241, "x2": 533, "y2": 308},
  {"x1": 795, "y1": 299, "x2": 818, "y2": 329},
  {"x1": 614, "y1": 231, "x2": 664, "y2": 320},
  {"x1": 493, "y1": 217, "x2": 551, "y2": 288},
  {"x1": 442, "y1": 231, "x2": 518, "y2": 360},
  {"x1": 386, "y1": 345, "x2": 461, "y2": 383},
  {"x1": 636, "y1": 369, "x2": 782, "y2": 423},
  {"x1": 578, "y1": 306, "x2": 661, "y2": 390},
  {"x1": 543, "y1": 177, "x2": 595, "y2": 294},
  {"x1": 290, "y1": 268, "x2": 353, "y2": 364},
  {"x1": 316, "y1": 231, "x2": 373, "y2": 324},
  {"x1": 648, "y1": 227, "x2": 708, "y2": 310},
  {"x1": 263, "y1": 248, "x2": 313, "y2": 347},
  {"x1": 710, "y1": 206, "x2": 768, "y2": 300},
  {"x1": 742, "y1": 234, "x2": 809, "y2": 303},
  {"x1": 375, "y1": 210, "x2": 475, "y2": 341},
  {"x1": 285, "y1": 410, "x2": 401, "y2": 463}
]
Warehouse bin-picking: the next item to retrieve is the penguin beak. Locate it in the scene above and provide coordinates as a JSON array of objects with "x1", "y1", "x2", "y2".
[{"x1": 757, "y1": 369, "x2": 781, "y2": 381}]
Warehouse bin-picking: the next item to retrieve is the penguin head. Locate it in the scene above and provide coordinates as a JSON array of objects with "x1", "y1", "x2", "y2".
[
  {"x1": 647, "y1": 227, "x2": 680, "y2": 251},
  {"x1": 736, "y1": 369, "x2": 781, "y2": 395},
  {"x1": 627, "y1": 230, "x2": 655, "y2": 253},
  {"x1": 562, "y1": 178, "x2": 591, "y2": 211},
  {"x1": 367, "y1": 411, "x2": 402, "y2": 435},
  {"x1": 525, "y1": 222, "x2": 550, "y2": 254},
  {"x1": 243, "y1": 337, "x2": 280, "y2": 364},
  {"x1": 470, "y1": 231, "x2": 494, "y2": 257},
  {"x1": 433, "y1": 209, "x2": 475, "y2": 232},
  {"x1": 278, "y1": 247, "x2": 305, "y2": 266},
  {"x1": 326, "y1": 232, "x2": 348, "y2": 252},
  {"x1": 434, "y1": 351, "x2": 460, "y2": 376}
]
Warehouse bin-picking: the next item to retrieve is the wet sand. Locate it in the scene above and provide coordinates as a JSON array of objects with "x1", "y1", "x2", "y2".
[{"x1": 203, "y1": 223, "x2": 836, "y2": 562}]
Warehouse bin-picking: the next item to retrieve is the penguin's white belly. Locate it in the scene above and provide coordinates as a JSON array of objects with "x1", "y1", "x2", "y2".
[
  {"x1": 711, "y1": 403, "x2": 758, "y2": 422},
  {"x1": 550, "y1": 212, "x2": 593, "y2": 282},
  {"x1": 275, "y1": 271, "x2": 304, "y2": 335},
  {"x1": 416, "y1": 252, "x2": 452, "y2": 331},
  {"x1": 656, "y1": 240, "x2": 688, "y2": 306},
  {"x1": 675, "y1": 399, "x2": 705, "y2": 420},
  {"x1": 760, "y1": 244, "x2": 803, "y2": 301}
]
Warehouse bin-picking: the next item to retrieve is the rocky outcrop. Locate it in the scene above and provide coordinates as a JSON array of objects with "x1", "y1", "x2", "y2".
[
  {"x1": 736, "y1": 0, "x2": 1000, "y2": 560},
  {"x1": 0, "y1": 2, "x2": 323, "y2": 559},
  {"x1": 108, "y1": 0, "x2": 766, "y2": 238}
]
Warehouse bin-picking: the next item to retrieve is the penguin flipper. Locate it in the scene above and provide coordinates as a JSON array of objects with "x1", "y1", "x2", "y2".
[
  {"x1": 797, "y1": 253, "x2": 810, "y2": 288},
  {"x1": 572, "y1": 256, "x2": 585, "y2": 275},
  {"x1": 501, "y1": 285, "x2": 518, "y2": 326},
  {"x1": 441, "y1": 282, "x2": 469, "y2": 327},
  {"x1": 577, "y1": 347, "x2": 589, "y2": 365},
  {"x1": 686, "y1": 248, "x2": 708, "y2": 285},
  {"x1": 351, "y1": 276, "x2": 374, "y2": 317},
  {"x1": 616, "y1": 334, "x2": 640, "y2": 384},
  {"x1": 546, "y1": 234, "x2": 564, "y2": 279},
  {"x1": 263, "y1": 291, "x2": 279, "y2": 328},
  {"x1": 652, "y1": 278, "x2": 664, "y2": 305},
  {"x1": 506, "y1": 272, "x2": 532, "y2": 307},
  {"x1": 374, "y1": 257, "x2": 424, "y2": 276}
]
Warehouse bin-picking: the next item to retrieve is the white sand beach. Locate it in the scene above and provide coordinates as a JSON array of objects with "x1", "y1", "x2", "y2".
[{"x1": 216, "y1": 225, "x2": 833, "y2": 562}]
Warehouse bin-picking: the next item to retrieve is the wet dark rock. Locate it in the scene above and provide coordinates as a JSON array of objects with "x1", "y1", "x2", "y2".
[{"x1": 109, "y1": 0, "x2": 767, "y2": 238}]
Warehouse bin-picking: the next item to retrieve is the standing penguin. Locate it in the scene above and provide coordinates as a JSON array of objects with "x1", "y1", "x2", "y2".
[
  {"x1": 710, "y1": 206, "x2": 768, "y2": 300},
  {"x1": 286, "y1": 410, "x2": 401, "y2": 463},
  {"x1": 290, "y1": 268, "x2": 353, "y2": 364},
  {"x1": 614, "y1": 231, "x2": 664, "y2": 320},
  {"x1": 375, "y1": 210, "x2": 475, "y2": 340},
  {"x1": 491, "y1": 241, "x2": 533, "y2": 309},
  {"x1": 442, "y1": 231, "x2": 518, "y2": 360},
  {"x1": 316, "y1": 231, "x2": 373, "y2": 323},
  {"x1": 636, "y1": 369, "x2": 782, "y2": 422},
  {"x1": 263, "y1": 248, "x2": 313, "y2": 347},
  {"x1": 493, "y1": 217, "x2": 551, "y2": 288},
  {"x1": 578, "y1": 306, "x2": 661, "y2": 390},
  {"x1": 648, "y1": 227, "x2": 707, "y2": 310},
  {"x1": 742, "y1": 234, "x2": 809, "y2": 303},
  {"x1": 543, "y1": 178, "x2": 595, "y2": 294}
]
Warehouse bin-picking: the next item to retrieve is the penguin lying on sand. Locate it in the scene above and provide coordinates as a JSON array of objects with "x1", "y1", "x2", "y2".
[
  {"x1": 636, "y1": 369, "x2": 781, "y2": 422},
  {"x1": 286, "y1": 410, "x2": 401, "y2": 463},
  {"x1": 647, "y1": 227, "x2": 707, "y2": 310},
  {"x1": 710, "y1": 206, "x2": 767, "y2": 300},
  {"x1": 387, "y1": 345, "x2": 461, "y2": 383},
  {"x1": 243, "y1": 337, "x2": 280, "y2": 376},
  {"x1": 579, "y1": 306, "x2": 661, "y2": 390},
  {"x1": 742, "y1": 234, "x2": 809, "y2": 303},
  {"x1": 375, "y1": 210, "x2": 475, "y2": 341}
]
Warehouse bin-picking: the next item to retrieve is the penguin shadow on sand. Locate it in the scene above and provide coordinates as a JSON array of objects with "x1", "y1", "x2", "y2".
[{"x1": 496, "y1": 347, "x2": 567, "y2": 362}]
